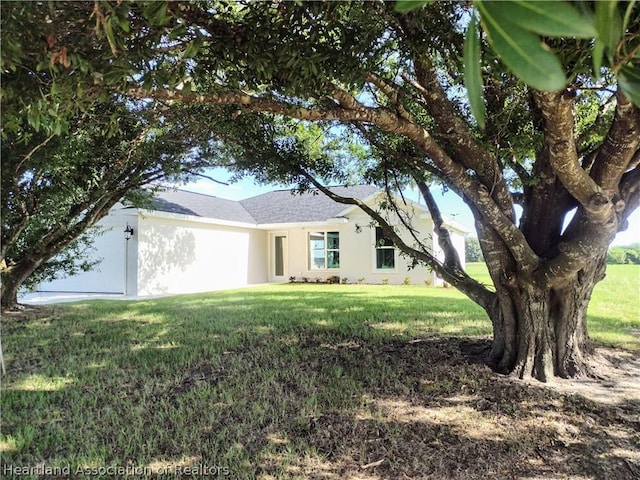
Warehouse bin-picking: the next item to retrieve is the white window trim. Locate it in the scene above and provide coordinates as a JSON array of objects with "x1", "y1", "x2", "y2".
[
  {"x1": 371, "y1": 226, "x2": 398, "y2": 273},
  {"x1": 308, "y1": 231, "x2": 340, "y2": 271}
]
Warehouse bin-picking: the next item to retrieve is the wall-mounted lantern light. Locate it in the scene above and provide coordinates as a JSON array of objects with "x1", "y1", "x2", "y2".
[{"x1": 124, "y1": 224, "x2": 134, "y2": 241}]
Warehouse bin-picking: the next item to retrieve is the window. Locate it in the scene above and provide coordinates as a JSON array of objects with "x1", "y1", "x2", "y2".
[
  {"x1": 375, "y1": 227, "x2": 395, "y2": 269},
  {"x1": 309, "y1": 231, "x2": 339, "y2": 270}
]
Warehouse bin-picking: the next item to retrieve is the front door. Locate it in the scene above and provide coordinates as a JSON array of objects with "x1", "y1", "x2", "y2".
[{"x1": 270, "y1": 233, "x2": 288, "y2": 282}]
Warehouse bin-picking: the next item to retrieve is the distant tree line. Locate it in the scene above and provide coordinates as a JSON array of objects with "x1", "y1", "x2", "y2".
[
  {"x1": 467, "y1": 236, "x2": 639, "y2": 265},
  {"x1": 607, "y1": 243, "x2": 640, "y2": 264},
  {"x1": 465, "y1": 236, "x2": 484, "y2": 263}
]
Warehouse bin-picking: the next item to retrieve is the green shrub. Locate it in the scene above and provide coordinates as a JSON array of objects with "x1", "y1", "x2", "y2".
[{"x1": 607, "y1": 244, "x2": 640, "y2": 264}]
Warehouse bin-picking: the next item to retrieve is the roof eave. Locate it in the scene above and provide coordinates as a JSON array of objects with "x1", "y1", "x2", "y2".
[
  {"x1": 137, "y1": 208, "x2": 259, "y2": 229},
  {"x1": 254, "y1": 218, "x2": 349, "y2": 230}
]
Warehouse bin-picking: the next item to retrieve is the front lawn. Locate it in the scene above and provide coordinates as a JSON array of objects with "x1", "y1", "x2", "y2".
[{"x1": 2, "y1": 272, "x2": 638, "y2": 479}]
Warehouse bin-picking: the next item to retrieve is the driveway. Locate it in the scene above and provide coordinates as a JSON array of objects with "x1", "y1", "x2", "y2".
[{"x1": 19, "y1": 292, "x2": 138, "y2": 305}]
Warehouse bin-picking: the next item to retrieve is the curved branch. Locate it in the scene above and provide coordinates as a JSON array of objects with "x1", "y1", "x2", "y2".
[
  {"x1": 415, "y1": 179, "x2": 463, "y2": 271},
  {"x1": 15, "y1": 133, "x2": 56, "y2": 174},
  {"x1": 412, "y1": 56, "x2": 515, "y2": 217},
  {"x1": 128, "y1": 84, "x2": 538, "y2": 269},
  {"x1": 534, "y1": 215, "x2": 618, "y2": 289},
  {"x1": 298, "y1": 169, "x2": 496, "y2": 312},
  {"x1": 590, "y1": 90, "x2": 640, "y2": 190},
  {"x1": 363, "y1": 72, "x2": 412, "y2": 121},
  {"x1": 620, "y1": 164, "x2": 640, "y2": 230},
  {"x1": 534, "y1": 91, "x2": 613, "y2": 223},
  {"x1": 189, "y1": 172, "x2": 229, "y2": 185},
  {"x1": 628, "y1": 148, "x2": 640, "y2": 171}
]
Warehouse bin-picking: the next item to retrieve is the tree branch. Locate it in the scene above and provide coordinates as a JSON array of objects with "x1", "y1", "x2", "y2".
[
  {"x1": 414, "y1": 179, "x2": 463, "y2": 272},
  {"x1": 297, "y1": 169, "x2": 496, "y2": 311},
  {"x1": 127, "y1": 85, "x2": 538, "y2": 269},
  {"x1": 187, "y1": 172, "x2": 228, "y2": 185},
  {"x1": 534, "y1": 214, "x2": 618, "y2": 289},
  {"x1": 620, "y1": 164, "x2": 640, "y2": 230},
  {"x1": 590, "y1": 90, "x2": 640, "y2": 190},
  {"x1": 412, "y1": 56, "x2": 515, "y2": 218},
  {"x1": 15, "y1": 133, "x2": 56, "y2": 174},
  {"x1": 363, "y1": 72, "x2": 412, "y2": 121},
  {"x1": 534, "y1": 91, "x2": 613, "y2": 223}
]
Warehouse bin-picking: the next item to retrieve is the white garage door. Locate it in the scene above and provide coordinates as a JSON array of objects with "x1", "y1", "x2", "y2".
[{"x1": 38, "y1": 226, "x2": 127, "y2": 294}]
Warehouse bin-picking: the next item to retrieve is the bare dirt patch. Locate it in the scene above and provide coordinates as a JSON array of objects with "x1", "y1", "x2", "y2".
[{"x1": 265, "y1": 338, "x2": 639, "y2": 480}]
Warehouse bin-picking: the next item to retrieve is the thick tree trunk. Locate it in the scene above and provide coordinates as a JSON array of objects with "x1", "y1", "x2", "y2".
[
  {"x1": 1, "y1": 258, "x2": 40, "y2": 309},
  {"x1": 487, "y1": 257, "x2": 605, "y2": 381}
]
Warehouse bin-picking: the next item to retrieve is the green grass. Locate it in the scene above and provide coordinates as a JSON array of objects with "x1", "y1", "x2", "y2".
[
  {"x1": 587, "y1": 265, "x2": 640, "y2": 348},
  {"x1": 465, "y1": 262, "x2": 639, "y2": 349},
  {"x1": 1, "y1": 270, "x2": 638, "y2": 479},
  {"x1": 2, "y1": 285, "x2": 490, "y2": 479}
]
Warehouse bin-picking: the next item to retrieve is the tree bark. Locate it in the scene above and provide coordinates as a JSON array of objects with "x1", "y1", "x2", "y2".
[
  {"x1": 486, "y1": 255, "x2": 606, "y2": 381},
  {"x1": 1, "y1": 258, "x2": 39, "y2": 309}
]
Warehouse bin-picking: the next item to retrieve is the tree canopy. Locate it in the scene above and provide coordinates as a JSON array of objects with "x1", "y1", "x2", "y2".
[{"x1": 2, "y1": 0, "x2": 639, "y2": 380}]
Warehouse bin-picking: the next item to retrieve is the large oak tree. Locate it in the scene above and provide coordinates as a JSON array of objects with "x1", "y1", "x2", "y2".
[{"x1": 3, "y1": 1, "x2": 639, "y2": 380}]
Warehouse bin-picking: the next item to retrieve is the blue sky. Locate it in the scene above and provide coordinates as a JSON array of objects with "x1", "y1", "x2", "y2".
[{"x1": 177, "y1": 167, "x2": 639, "y2": 247}]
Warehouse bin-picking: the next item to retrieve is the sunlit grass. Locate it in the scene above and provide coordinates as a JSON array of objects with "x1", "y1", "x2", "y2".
[
  {"x1": 466, "y1": 262, "x2": 639, "y2": 349},
  {"x1": 1, "y1": 276, "x2": 637, "y2": 478}
]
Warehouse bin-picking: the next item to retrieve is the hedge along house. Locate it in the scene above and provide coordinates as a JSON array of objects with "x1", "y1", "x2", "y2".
[{"x1": 37, "y1": 185, "x2": 469, "y2": 296}]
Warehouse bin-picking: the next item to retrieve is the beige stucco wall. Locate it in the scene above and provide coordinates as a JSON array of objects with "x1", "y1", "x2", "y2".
[
  {"x1": 278, "y1": 202, "x2": 459, "y2": 286},
  {"x1": 136, "y1": 214, "x2": 268, "y2": 296},
  {"x1": 342, "y1": 207, "x2": 439, "y2": 285},
  {"x1": 37, "y1": 205, "x2": 137, "y2": 294},
  {"x1": 39, "y1": 197, "x2": 466, "y2": 297}
]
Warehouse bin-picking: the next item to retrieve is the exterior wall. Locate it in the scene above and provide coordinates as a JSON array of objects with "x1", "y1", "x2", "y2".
[
  {"x1": 38, "y1": 194, "x2": 467, "y2": 297},
  {"x1": 283, "y1": 225, "x2": 346, "y2": 282},
  {"x1": 37, "y1": 206, "x2": 136, "y2": 293},
  {"x1": 136, "y1": 214, "x2": 268, "y2": 296},
  {"x1": 280, "y1": 207, "x2": 443, "y2": 286},
  {"x1": 342, "y1": 208, "x2": 438, "y2": 285}
]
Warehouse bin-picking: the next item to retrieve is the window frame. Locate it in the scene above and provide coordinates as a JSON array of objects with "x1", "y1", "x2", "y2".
[
  {"x1": 308, "y1": 231, "x2": 340, "y2": 270},
  {"x1": 372, "y1": 226, "x2": 397, "y2": 272}
]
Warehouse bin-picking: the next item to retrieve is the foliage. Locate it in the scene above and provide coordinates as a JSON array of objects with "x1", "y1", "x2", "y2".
[
  {"x1": 399, "y1": 0, "x2": 640, "y2": 127},
  {"x1": 20, "y1": 228, "x2": 102, "y2": 292},
  {"x1": 0, "y1": 98, "x2": 223, "y2": 306},
  {"x1": 607, "y1": 243, "x2": 640, "y2": 264},
  {"x1": 2, "y1": 0, "x2": 639, "y2": 378},
  {"x1": 465, "y1": 236, "x2": 485, "y2": 263}
]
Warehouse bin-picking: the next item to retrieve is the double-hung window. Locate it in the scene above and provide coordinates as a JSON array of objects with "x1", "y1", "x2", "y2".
[
  {"x1": 309, "y1": 231, "x2": 340, "y2": 270},
  {"x1": 374, "y1": 226, "x2": 395, "y2": 270}
]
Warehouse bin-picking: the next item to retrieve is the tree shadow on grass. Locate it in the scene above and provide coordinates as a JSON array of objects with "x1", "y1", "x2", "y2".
[{"x1": 1, "y1": 289, "x2": 639, "y2": 479}]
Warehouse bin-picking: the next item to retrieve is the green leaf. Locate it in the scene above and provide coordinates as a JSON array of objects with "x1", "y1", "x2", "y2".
[
  {"x1": 463, "y1": 14, "x2": 486, "y2": 130},
  {"x1": 477, "y1": 1, "x2": 567, "y2": 92},
  {"x1": 394, "y1": 1, "x2": 434, "y2": 13},
  {"x1": 622, "y1": 0, "x2": 638, "y2": 32},
  {"x1": 595, "y1": 0, "x2": 622, "y2": 53},
  {"x1": 489, "y1": 1, "x2": 596, "y2": 38},
  {"x1": 105, "y1": 17, "x2": 118, "y2": 55},
  {"x1": 27, "y1": 108, "x2": 40, "y2": 132},
  {"x1": 593, "y1": 40, "x2": 605, "y2": 76},
  {"x1": 143, "y1": 1, "x2": 171, "y2": 26},
  {"x1": 618, "y1": 64, "x2": 640, "y2": 107}
]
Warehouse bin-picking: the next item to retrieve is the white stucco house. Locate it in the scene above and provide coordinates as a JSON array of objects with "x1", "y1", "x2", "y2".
[{"x1": 38, "y1": 185, "x2": 468, "y2": 296}]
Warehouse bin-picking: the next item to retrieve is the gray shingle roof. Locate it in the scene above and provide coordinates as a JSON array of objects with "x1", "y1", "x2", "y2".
[
  {"x1": 150, "y1": 185, "x2": 380, "y2": 225},
  {"x1": 151, "y1": 189, "x2": 257, "y2": 224},
  {"x1": 240, "y1": 185, "x2": 380, "y2": 224}
]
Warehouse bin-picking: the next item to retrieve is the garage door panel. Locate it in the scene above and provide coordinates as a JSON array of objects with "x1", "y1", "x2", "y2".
[{"x1": 38, "y1": 227, "x2": 126, "y2": 294}]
